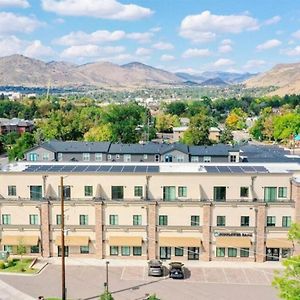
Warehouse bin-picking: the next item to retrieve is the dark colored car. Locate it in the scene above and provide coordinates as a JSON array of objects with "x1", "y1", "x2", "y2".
[
  {"x1": 169, "y1": 262, "x2": 184, "y2": 279},
  {"x1": 148, "y1": 259, "x2": 163, "y2": 276}
]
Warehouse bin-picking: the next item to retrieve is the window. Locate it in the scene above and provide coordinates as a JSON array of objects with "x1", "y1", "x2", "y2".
[
  {"x1": 30, "y1": 185, "x2": 42, "y2": 200},
  {"x1": 56, "y1": 214, "x2": 62, "y2": 225},
  {"x1": 191, "y1": 215, "x2": 200, "y2": 226},
  {"x1": 191, "y1": 156, "x2": 199, "y2": 162},
  {"x1": 177, "y1": 156, "x2": 184, "y2": 162},
  {"x1": 163, "y1": 186, "x2": 176, "y2": 201},
  {"x1": 2, "y1": 214, "x2": 11, "y2": 225},
  {"x1": 29, "y1": 152, "x2": 38, "y2": 161},
  {"x1": 267, "y1": 216, "x2": 276, "y2": 227},
  {"x1": 8, "y1": 185, "x2": 16, "y2": 196},
  {"x1": 79, "y1": 215, "x2": 88, "y2": 225},
  {"x1": 240, "y1": 248, "x2": 250, "y2": 257},
  {"x1": 155, "y1": 154, "x2": 160, "y2": 162},
  {"x1": 58, "y1": 186, "x2": 71, "y2": 200},
  {"x1": 278, "y1": 187, "x2": 287, "y2": 198},
  {"x1": 42, "y1": 153, "x2": 49, "y2": 161},
  {"x1": 217, "y1": 216, "x2": 226, "y2": 226},
  {"x1": 160, "y1": 247, "x2": 171, "y2": 259},
  {"x1": 107, "y1": 154, "x2": 112, "y2": 160},
  {"x1": 143, "y1": 154, "x2": 148, "y2": 160},
  {"x1": 228, "y1": 248, "x2": 237, "y2": 257},
  {"x1": 57, "y1": 153, "x2": 62, "y2": 161},
  {"x1": 230, "y1": 155, "x2": 237, "y2": 162},
  {"x1": 31, "y1": 246, "x2": 39, "y2": 253},
  {"x1": 240, "y1": 187, "x2": 249, "y2": 198},
  {"x1": 124, "y1": 154, "x2": 131, "y2": 162},
  {"x1": 133, "y1": 246, "x2": 142, "y2": 256},
  {"x1": 83, "y1": 153, "x2": 90, "y2": 161},
  {"x1": 109, "y1": 215, "x2": 118, "y2": 225},
  {"x1": 203, "y1": 156, "x2": 211, "y2": 163},
  {"x1": 178, "y1": 186, "x2": 187, "y2": 198},
  {"x1": 95, "y1": 153, "x2": 102, "y2": 161},
  {"x1": 241, "y1": 216, "x2": 250, "y2": 227},
  {"x1": 110, "y1": 246, "x2": 118, "y2": 256},
  {"x1": 216, "y1": 247, "x2": 225, "y2": 257},
  {"x1": 175, "y1": 247, "x2": 184, "y2": 256},
  {"x1": 159, "y1": 215, "x2": 168, "y2": 226},
  {"x1": 80, "y1": 246, "x2": 89, "y2": 254},
  {"x1": 4, "y1": 245, "x2": 12, "y2": 253},
  {"x1": 84, "y1": 186, "x2": 93, "y2": 197},
  {"x1": 121, "y1": 246, "x2": 130, "y2": 256},
  {"x1": 213, "y1": 186, "x2": 226, "y2": 201},
  {"x1": 29, "y1": 214, "x2": 39, "y2": 225},
  {"x1": 282, "y1": 248, "x2": 291, "y2": 258},
  {"x1": 264, "y1": 187, "x2": 277, "y2": 202},
  {"x1": 111, "y1": 186, "x2": 124, "y2": 200},
  {"x1": 133, "y1": 215, "x2": 142, "y2": 226},
  {"x1": 116, "y1": 154, "x2": 120, "y2": 160},
  {"x1": 134, "y1": 186, "x2": 143, "y2": 197},
  {"x1": 282, "y1": 216, "x2": 291, "y2": 228}
]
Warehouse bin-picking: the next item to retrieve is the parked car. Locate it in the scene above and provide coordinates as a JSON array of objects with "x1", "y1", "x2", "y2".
[
  {"x1": 169, "y1": 262, "x2": 184, "y2": 279},
  {"x1": 148, "y1": 259, "x2": 163, "y2": 276}
]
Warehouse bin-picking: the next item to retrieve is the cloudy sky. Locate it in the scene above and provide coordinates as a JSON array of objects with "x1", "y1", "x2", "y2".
[{"x1": 1, "y1": 0, "x2": 300, "y2": 73}]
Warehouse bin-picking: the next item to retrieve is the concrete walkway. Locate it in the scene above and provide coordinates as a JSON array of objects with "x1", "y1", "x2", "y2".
[{"x1": 0, "y1": 279, "x2": 35, "y2": 300}]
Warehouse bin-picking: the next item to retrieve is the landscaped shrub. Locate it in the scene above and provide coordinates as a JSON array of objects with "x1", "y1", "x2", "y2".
[
  {"x1": 100, "y1": 291, "x2": 114, "y2": 300},
  {"x1": 0, "y1": 261, "x2": 5, "y2": 269}
]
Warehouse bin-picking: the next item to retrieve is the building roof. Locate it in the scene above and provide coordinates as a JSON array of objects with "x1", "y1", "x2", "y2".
[
  {"x1": 189, "y1": 144, "x2": 239, "y2": 156},
  {"x1": 109, "y1": 142, "x2": 163, "y2": 154}
]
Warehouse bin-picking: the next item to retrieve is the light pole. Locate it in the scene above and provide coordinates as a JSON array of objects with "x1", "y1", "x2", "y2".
[
  {"x1": 105, "y1": 261, "x2": 109, "y2": 293},
  {"x1": 61, "y1": 176, "x2": 66, "y2": 300},
  {"x1": 35, "y1": 205, "x2": 43, "y2": 257},
  {"x1": 250, "y1": 207, "x2": 258, "y2": 262}
]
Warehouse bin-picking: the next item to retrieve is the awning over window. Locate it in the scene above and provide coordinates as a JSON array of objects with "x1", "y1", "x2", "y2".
[
  {"x1": 55, "y1": 236, "x2": 89, "y2": 246},
  {"x1": 216, "y1": 237, "x2": 251, "y2": 248},
  {"x1": 108, "y1": 236, "x2": 142, "y2": 246},
  {"x1": 266, "y1": 239, "x2": 293, "y2": 248},
  {"x1": 159, "y1": 237, "x2": 202, "y2": 247},
  {"x1": 1, "y1": 235, "x2": 39, "y2": 246}
]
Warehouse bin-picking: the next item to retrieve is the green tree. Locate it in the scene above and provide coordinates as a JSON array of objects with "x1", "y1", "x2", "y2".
[
  {"x1": 225, "y1": 108, "x2": 247, "y2": 130},
  {"x1": 272, "y1": 223, "x2": 300, "y2": 300},
  {"x1": 147, "y1": 294, "x2": 160, "y2": 300},
  {"x1": 155, "y1": 114, "x2": 180, "y2": 133},
  {"x1": 100, "y1": 291, "x2": 114, "y2": 300},
  {"x1": 17, "y1": 241, "x2": 26, "y2": 262},
  {"x1": 166, "y1": 101, "x2": 187, "y2": 116},
  {"x1": 219, "y1": 127, "x2": 234, "y2": 144},
  {"x1": 84, "y1": 124, "x2": 113, "y2": 142},
  {"x1": 8, "y1": 132, "x2": 35, "y2": 161}
]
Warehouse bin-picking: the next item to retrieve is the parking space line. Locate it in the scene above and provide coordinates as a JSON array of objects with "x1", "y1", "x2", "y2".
[
  {"x1": 120, "y1": 266, "x2": 126, "y2": 280},
  {"x1": 222, "y1": 268, "x2": 229, "y2": 283},
  {"x1": 242, "y1": 268, "x2": 250, "y2": 284}
]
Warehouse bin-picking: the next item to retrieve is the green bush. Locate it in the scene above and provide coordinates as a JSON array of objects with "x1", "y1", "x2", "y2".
[
  {"x1": 100, "y1": 291, "x2": 114, "y2": 300},
  {"x1": 0, "y1": 261, "x2": 5, "y2": 269},
  {"x1": 7, "y1": 259, "x2": 16, "y2": 267}
]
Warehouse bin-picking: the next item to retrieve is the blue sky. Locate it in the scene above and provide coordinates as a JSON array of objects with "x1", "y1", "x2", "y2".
[{"x1": 1, "y1": 0, "x2": 300, "y2": 74}]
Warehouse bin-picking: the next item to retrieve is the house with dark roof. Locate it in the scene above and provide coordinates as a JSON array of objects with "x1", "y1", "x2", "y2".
[{"x1": 0, "y1": 118, "x2": 34, "y2": 135}]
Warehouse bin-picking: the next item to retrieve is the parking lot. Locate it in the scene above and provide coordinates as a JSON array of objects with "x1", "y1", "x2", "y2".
[{"x1": 0, "y1": 263, "x2": 279, "y2": 300}]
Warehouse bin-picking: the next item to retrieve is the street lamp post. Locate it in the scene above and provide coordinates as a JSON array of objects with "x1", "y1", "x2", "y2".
[
  {"x1": 105, "y1": 261, "x2": 109, "y2": 293},
  {"x1": 61, "y1": 176, "x2": 66, "y2": 300}
]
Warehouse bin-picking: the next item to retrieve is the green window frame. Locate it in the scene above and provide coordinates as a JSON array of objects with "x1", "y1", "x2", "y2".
[
  {"x1": 178, "y1": 186, "x2": 187, "y2": 197},
  {"x1": 79, "y1": 215, "x2": 88, "y2": 225},
  {"x1": 163, "y1": 186, "x2": 176, "y2": 201},
  {"x1": 111, "y1": 186, "x2": 124, "y2": 200},
  {"x1": 159, "y1": 215, "x2": 168, "y2": 226},
  {"x1": 80, "y1": 246, "x2": 89, "y2": 254},
  {"x1": 110, "y1": 246, "x2": 118, "y2": 256},
  {"x1": 56, "y1": 214, "x2": 62, "y2": 225},
  {"x1": 278, "y1": 187, "x2": 287, "y2": 198},
  {"x1": 264, "y1": 187, "x2": 277, "y2": 202},
  {"x1": 58, "y1": 186, "x2": 71, "y2": 200},
  {"x1": 213, "y1": 186, "x2": 226, "y2": 201},
  {"x1": 267, "y1": 216, "x2": 276, "y2": 227},
  {"x1": 121, "y1": 246, "x2": 130, "y2": 256},
  {"x1": 2, "y1": 214, "x2": 11, "y2": 225},
  {"x1": 31, "y1": 246, "x2": 39, "y2": 253},
  {"x1": 8, "y1": 185, "x2": 16, "y2": 196},
  {"x1": 240, "y1": 248, "x2": 250, "y2": 257},
  {"x1": 241, "y1": 216, "x2": 250, "y2": 227},
  {"x1": 29, "y1": 214, "x2": 39, "y2": 225},
  {"x1": 133, "y1": 246, "x2": 142, "y2": 256},
  {"x1": 175, "y1": 247, "x2": 184, "y2": 256},
  {"x1": 216, "y1": 216, "x2": 226, "y2": 226},
  {"x1": 282, "y1": 216, "x2": 291, "y2": 228},
  {"x1": 240, "y1": 187, "x2": 249, "y2": 197},
  {"x1": 228, "y1": 248, "x2": 237, "y2": 257},
  {"x1": 134, "y1": 186, "x2": 143, "y2": 197},
  {"x1": 216, "y1": 247, "x2": 225, "y2": 257},
  {"x1": 84, "y1": 186, "x2": 93, "y2": 197},
  {"x1": 109, "y1": 215, "x2": 118, "y2": 225},
  {"x1": 4, "y1": 245, "x2": 12, "y2": 253},
  {"x1": 133, "y1": 215, "x2": 142, "y2": 226},
  {"x1": 191, "y1": 215, "x2": 200, "y2": 226},
  {"x1": 30, "y1": 185, "x2": 42, "y2": 200}
]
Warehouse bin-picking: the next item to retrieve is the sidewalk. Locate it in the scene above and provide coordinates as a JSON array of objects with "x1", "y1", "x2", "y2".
[{"x1": 0, "y1": 279, "x2": 35, "y2": 300}]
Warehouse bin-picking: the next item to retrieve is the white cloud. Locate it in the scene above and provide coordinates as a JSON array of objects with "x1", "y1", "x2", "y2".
[
  {"x1": 213, "y1": 58, "x2": 235, "y2": 68},
  {"x1": 160, "y1": 54, "x2": 175, "y2": 62},
  {"x1": 182, "y1": 48, "x2": 211, "y2": 58},
  {"x1": 243, "y1": 59, "x2": 266, "y2": 70},
  {"x1": 0, "y1": 12, "x2": 42, "y2": 34},
  {"x1": 179, "y1": 10, "x2": 259, "y2": 42},
  {"x1": 149, "y1": 27, "x2": 161, "y2": 33},
  {"x1": 264, "y1": 16, "x2": 281, "y2": 25},
  {"x1": 61, "y1": 44, "x2": 125, "y2": 58},
  {"x1": 218, "y1": 44, "x2": 233, "y2": 53},
  {"x1": 256, "y1": 39, "x2": 281, "y2": 51},
  {"x1": 282, "y1": 46, "x2": 300, "y2": 56},
  {"x1": 126, "y1": 32, "x2": 153, "y2": 43},
  {"x1": 98, "y1": 53, "x2": 134, "y2": 64},
  {"x1": 135, "y1": 47, "x2": 152, "y2": 56},
  {"x1": 53, "y1": 18, "x2": 65, "y2": 24},
  {"x1": 0, "y1": 35, "x2": 54, "y2": 59},
  {"x1": 41, "y1": 0, "x2": 153, "y2": 21},
  {"x1": 152, "y1": 42, "x2": 174, "y2": 50},
  {"x1": 0, "y1": 0, "x2": 29, "y2": 8},
  {"x1": 292, "y1": 30, "x2": 300, "y2": 39}
]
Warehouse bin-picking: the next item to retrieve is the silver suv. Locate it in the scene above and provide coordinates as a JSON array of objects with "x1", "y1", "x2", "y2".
[{"x1": 148, "y1": 259, "x2": 163, "y2": 276}]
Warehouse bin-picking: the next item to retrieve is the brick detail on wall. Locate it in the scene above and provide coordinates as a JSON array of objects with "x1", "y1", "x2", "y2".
[
  {"x1": 95, "y1": 203, "x2": 103, "y2": 258},
  {"x1": 202, "y1": 204, "x2": 212, "y2": 261},
  {"x1": 256, "y1": 204, "x2": 266, "y2": 263},
  {"x1": 147, "y1": 202, "x2": 157, "y2": 260},
  {"x1": 41, "y1": 201, "x2": 50, "y2": 257}
]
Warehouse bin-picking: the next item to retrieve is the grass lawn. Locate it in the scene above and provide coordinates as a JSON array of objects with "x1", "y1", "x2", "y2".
[{"x1": 0, "y1": 258, "x2": 37, "y2": 274}]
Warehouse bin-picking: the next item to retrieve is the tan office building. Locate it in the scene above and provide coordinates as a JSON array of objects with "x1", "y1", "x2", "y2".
[{"x1": 0, "y1": 162, "x2": 299, "y2": 263}]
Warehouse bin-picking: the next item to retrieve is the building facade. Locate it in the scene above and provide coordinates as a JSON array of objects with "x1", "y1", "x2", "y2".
[{"x1": 0, "y1": 162, "x2": 299, "y2": 263}]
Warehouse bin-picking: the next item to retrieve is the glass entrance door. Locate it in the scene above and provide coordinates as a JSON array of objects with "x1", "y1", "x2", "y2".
[
  {"x1": 188, "y1": 247, "x2": 199, "y2": 260},
  {"x1": 58, "y1": 246, "x2": 69, "y2": 257},
  {"x1": 266, "y1": 248, "x2": 279, "y2": 261},
  {"x1": 160, "y1": 247, "x2": 171, "y2": 260}
]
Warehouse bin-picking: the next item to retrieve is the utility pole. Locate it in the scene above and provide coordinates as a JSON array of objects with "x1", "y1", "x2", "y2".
[{"x1": 61, "y1": 176, "x2": 66, "y2": 300}]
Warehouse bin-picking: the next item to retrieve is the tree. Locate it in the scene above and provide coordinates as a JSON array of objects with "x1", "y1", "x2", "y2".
[
  {"x1": 147, "y1": 294, "x2": 160, "y2": 300},
  {"x1": 8, "y1": 132, "x2": 36, "y2": 161},
  {"x1": 17, "y1": 240, "x2": 26, "y2": 262},
  {"x1": 100, "y1": 291, "x2": 114, "y2": 300},
  {"x1": 155, "y1": 114, "x2": 180, "y2": 133},
  {"x1": 272, "y1": 223, "x2": 300, "y2": 299},
  {"x1": 166, "y1": 101, "x2": 187, "y2": 116},
  {"x1": 84, "y1": 124, "x2": 113, "y2": 142},
  {"x1": 225, "y1": 108, "x2": 247, "y2": 130},
  {"x1": 219, "y1": 127, "x2": 234, "y2": 144}
]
